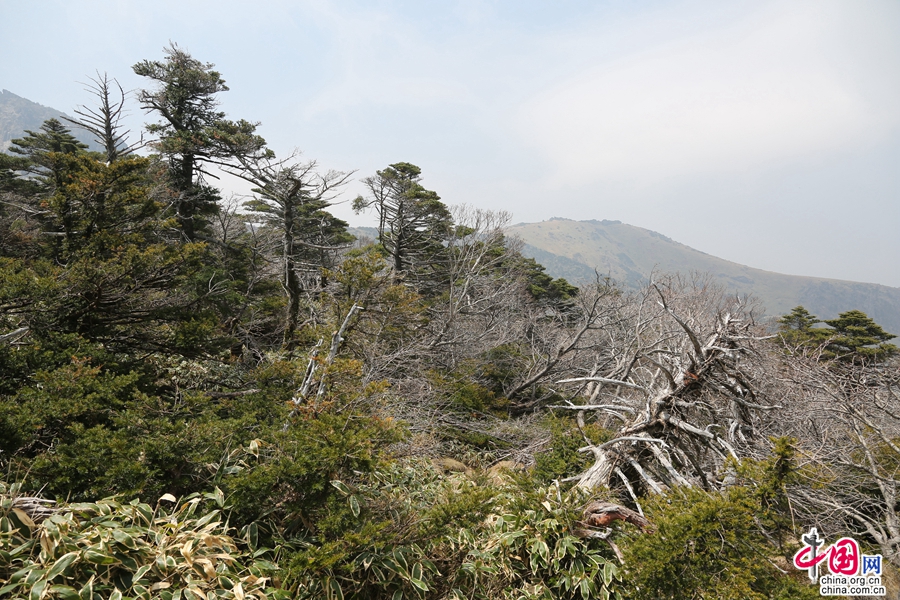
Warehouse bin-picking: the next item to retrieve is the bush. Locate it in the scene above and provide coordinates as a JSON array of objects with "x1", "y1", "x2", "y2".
[
  {"x1": 619, "y1": 486, "x2": 817, "y2": 600},
  {"x1": 284, "y1": 461, "x2": 622, "y2": 599},
  {"x1": 0, "y1": 481, "x2": 286, "y2": 599}
]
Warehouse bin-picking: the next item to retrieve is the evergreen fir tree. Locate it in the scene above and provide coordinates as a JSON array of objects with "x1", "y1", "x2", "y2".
[
  {"x1": 133, "y1": 43, "x2": 267, "y2": 241},
  {"x1": 822, "y1": 309, "x2": 897, "y2": 363}
]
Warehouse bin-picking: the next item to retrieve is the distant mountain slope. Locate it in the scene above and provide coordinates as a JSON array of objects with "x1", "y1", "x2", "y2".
[
  {"x1": 509, "y1": 218, "x2": 900, "y2": 334},
  {"x1": 1, "y1": 89, "x2": 100, "y2": 152}
]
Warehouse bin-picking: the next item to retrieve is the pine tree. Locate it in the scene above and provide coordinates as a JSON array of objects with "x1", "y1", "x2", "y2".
[
  {"x1": 822, "y1": 309, "x2": 897, "y2": 363},
  {"x1": 133, "y1": 43, "x2": 267, "y2": 241},
  {"x1": 777, "y1": 306, "x2": 829, "y2": 350},
  {"x1": 778, "y1": 306, "x2": 898, "y2": 363},
  {"x1": 353, "y1": 162, "x2": 452, "y2": 288}
]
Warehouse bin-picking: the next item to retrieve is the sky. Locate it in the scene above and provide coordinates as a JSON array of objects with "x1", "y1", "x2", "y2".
[{"x1": 2, "y1": 0, "x2": 898, "y2": 287}]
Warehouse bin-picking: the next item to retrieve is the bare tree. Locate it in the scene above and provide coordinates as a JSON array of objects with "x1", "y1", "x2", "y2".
[
  {"x1": 550, "y1": 275, "x2": 775, "y2": 498},
  {"x1": 504, "y1": 278, "x2": 626, "y2": 413},
  {"x1": 781, "y1": 356, "x2": 900, "y2": 567},
  {"x1": 64, "y1": 72, "x2": 143, "y2": 163},
  {"x1": 425, "y1": 205, "x2": 521, "y2": 364}
]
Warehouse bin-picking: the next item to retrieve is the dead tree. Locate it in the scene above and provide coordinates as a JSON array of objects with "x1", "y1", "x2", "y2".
[
  {"x1": 552, "y1": 275, "x2": 775, "y2": 496},
  {"x1": 504, "y1": 277, "x2": 627, "y2": 413},
  {"x1": 781, "y1": 356, "x2": 900, "y2": 567},
  {"x1": 425, "y1": 205, "x2": 523, "y2": 368},
  {"x1": 64, "y1": 72, "x2": 144, "y2": 163}
]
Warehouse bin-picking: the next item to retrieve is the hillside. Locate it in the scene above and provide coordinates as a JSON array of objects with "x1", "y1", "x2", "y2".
[
  {"x1": 508, "y1": 218, "x2": 900, "y2": 334},
  {"x1": 0, "y1": 89, "x2": 99, "y2": 152},
  {"x1": 3, "y1": 42, "x2": 899, "y2": 597}
]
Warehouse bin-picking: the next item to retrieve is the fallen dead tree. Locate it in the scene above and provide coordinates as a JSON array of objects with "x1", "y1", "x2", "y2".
[{"x1": 552, "y1": 275, "x2": 778, "y2": 499}]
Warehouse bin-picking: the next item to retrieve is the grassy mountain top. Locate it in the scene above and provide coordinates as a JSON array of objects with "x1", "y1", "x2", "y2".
[{"x1": 509, "y1": 218, "x2": 900, "y2": 334}]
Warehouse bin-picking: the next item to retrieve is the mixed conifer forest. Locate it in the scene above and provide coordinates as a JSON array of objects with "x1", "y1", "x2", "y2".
[{"x1": 1, "y1": 44, "x2": 899, "y2": 599}]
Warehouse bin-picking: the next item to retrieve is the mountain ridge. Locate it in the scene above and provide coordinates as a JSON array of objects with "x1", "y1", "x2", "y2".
[
  {"x1": 507, "y1": 218, "x2": 900, "y2": 335},
  {"x1": 1, "y1": 88, "x2": 101, "y2": 152}
]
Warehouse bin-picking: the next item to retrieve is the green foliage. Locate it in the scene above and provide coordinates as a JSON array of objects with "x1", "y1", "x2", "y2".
[
  {"x1": 284, "y1": 462, "x2": 622, "y2": 600},
  {"x1": 0, "y1": 482, "x2": 286, "y2": 599},
  {"x1": 324, "y1": 246, "x2": 427, "y2": 361},
  {"x1": 0, "y1": 341, "x2": 399, "y2": 530},
  {"x1": 777, "y1": 306, "x2": 828, "y2": 350},
  {"x1": 515, "y1": 256, "x2": 579, "y2": 307},
  {"x1": 354, "y1": 163, "x2": 453, "y2": 289},
  {"x1": 620, "y1": 485, "x2": 817, "y2": 600},
  {"x1": 6, "y1": 118, "x2": 90, "y2": 197},
  {"x1": 478, "y1": 343, "x2": 529, "y2": 397},
  {"x1": 732, "y1": 437, "x2": 799, "y2": 542},
  {"x1": 133, "y1": 43, "x2": 267, "y2": 240},
  {"x1": 779, "y1": 306, "x2": 897, "y2": 363},
  {"x1": 532, "y1": 417, "x2": 611, "y2": 484},
  {"x1": 822, "y1": 309, "x2": 897, "y2": 363},
  {"x1": 620, "y1": 443, "x2": 813, "y2": 600},
  {"x1": 223, "y1": 410, "x2": 402, "y2": 535},
  {"x1": 465, "y1": 485, "x2": 622, "y2": 600},
  {"x1": 0, "y1": 149, "x2": 220, "y2": 356}
]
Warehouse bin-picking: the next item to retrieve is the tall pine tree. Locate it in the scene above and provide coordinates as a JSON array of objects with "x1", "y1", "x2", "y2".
[
  {"x1": 353, "y1": 162, "x2": 452, "y2": 289},
  {"x1": 133, "y1": 43, "x2": 267, "y2": 241}
]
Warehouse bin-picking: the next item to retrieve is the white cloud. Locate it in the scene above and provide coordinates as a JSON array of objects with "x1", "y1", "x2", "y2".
[
  {"x1": 516, "y1": 1, "x2": 900, "y2": 187},
  {"x1": 292, "y1": 0, "x2": 478, "y2": 118}
]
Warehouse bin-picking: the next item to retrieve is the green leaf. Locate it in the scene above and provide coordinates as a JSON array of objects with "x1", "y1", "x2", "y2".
[
  {"x1": 246, "y1": 522, "x2": 259, "y2": 550},
  {"x1": 48, "y1": 585, "x2": 80, "y2": 600},
  {"x1": 328, "y1": 578, "x2": 344, "y2": 600},
  {"x1": 579, "y1": 578, "x2": 591, "y2": 600},
  {"x1": 331, "y1": 480, "x2": 351, "y2": 496},
  {"x1": 46, "y1": 551, "x2": 79, "y2": 581},
  {"x1": 78, "y1": 575, "x2": 94, "y2": 600},
  {"x1": 29, "y1": 579, "x2": 46, "y2": 600},
  {"x1": 194, "y1": 509, "x2": 220, "y2": 528},
  {"x1": 349, "y1": 495, "x2": 360, "y2": 518},
  {"x1": 133, "y1": 564, "x2": 152, "y2": 583},
  {"x1": 112, "y1": 528, "x2": 137, "y2": 549},
  {"x1": 83, "y1": 549, "x2": 117, "y2": 564},
  {"x1": 603, "y1": 562, "x2": 615, "y2": 586}
]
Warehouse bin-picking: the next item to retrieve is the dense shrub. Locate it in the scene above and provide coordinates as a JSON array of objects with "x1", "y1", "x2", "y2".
[{"x1": 0, "y1": 482, "x2": 285, "y2": 599}]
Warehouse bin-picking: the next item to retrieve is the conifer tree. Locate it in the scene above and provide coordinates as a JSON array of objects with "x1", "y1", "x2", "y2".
[
  {"x1": 777, "y1": 305, "x2": 829, "y2": 349},
  {"x1": 236, "y1": 154, "x2": 352, "y2": 346},
  {"x1": 778, "y1": 306, "x2": 897, "y2": 363},
  {"x1": 353, "y1": 162, "x2": 452, "y2": 287},
  {"x1": 822, "y1": 309, "x2": 897, "y2": 363},
  {"x1": 7, "y1": 118, "x2": 89, "y2": 196},
  {"x1": 133, "y1": 43, "x2": 267, "y2": 241}
]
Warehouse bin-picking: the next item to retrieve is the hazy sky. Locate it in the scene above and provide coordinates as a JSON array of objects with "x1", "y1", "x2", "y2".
[{"x1": 2, "y1": 0, "x2": 898, "y2": 286}]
